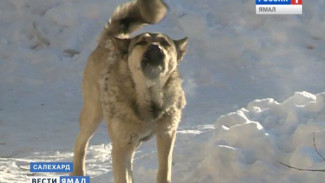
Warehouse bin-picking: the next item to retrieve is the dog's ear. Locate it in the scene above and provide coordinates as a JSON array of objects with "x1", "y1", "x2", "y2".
[
  {"x1": 111, "y1": 36, "x2": 131, "y2": 55},
  {"x1": 174, "y1": 37, "x2": 188, "y2": 61}
]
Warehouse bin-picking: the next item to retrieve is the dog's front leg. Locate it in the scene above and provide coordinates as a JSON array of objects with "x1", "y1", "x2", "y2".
[
  {"x1": 156, "y1": 130, "x2": 176, "y2": 183},
  {"x1": 111, "y1": 144, "x2": 136, "y2": 183},
  {"x1": 109, "y1": 121, "x2": 141, "y2": 183}
]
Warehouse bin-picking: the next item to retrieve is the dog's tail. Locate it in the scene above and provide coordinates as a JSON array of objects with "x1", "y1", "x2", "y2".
[{"x1": 99, "y1": 0, "x2": 168, "y2": 43}]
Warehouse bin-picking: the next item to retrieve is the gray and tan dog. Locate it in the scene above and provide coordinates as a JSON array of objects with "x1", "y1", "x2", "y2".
[{"x1": 71, "y1": 0, "x2": 188, "y2": 182}]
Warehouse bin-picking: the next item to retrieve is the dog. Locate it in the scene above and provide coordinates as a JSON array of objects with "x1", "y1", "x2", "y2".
[{"x1": 71, "y1": 0, "x2": 188, "y2": 182}]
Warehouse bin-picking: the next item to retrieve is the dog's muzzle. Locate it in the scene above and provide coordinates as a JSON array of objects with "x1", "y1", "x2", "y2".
[{"x1": 141, "y1": 44, "x2": 166, "y2": 79}]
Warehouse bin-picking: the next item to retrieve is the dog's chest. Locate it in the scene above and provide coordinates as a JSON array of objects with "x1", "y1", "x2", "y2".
[
  {"x1": 99, "y1": 71, "x2": 165, "y2": 122},
  {"x1": 135, "y1": 86, "x2": 165, "y2": 120}
]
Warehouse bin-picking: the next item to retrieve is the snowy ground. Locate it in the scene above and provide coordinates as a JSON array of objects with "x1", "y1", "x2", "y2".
[{"x1": 1, "y1": 0, "x2": 325, "y2": 182}]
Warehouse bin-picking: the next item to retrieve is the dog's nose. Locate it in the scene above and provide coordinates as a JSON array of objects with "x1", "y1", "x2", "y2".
[{"x1": 143, "y1": 44, "x2": 165, "y2": 64}]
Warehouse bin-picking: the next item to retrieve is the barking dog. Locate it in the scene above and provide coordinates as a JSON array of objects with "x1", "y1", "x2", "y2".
[{"x1": 71, "y1": 0, "x2": 188, "y2": 182}]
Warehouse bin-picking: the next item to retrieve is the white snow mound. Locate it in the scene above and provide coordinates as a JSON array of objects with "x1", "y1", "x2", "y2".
[{"x1": 168, "y1": 91, "x2": 325, "y2": 183}]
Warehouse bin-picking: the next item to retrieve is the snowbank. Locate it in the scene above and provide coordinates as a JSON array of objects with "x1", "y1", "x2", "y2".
[{"x1": 168, "y1": 91, "x2": 325, "y2": 183}]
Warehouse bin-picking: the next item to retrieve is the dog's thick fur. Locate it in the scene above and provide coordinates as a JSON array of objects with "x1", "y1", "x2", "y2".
[{"x1": 71, "y1": 0, "x2": 188, "y2": 182}]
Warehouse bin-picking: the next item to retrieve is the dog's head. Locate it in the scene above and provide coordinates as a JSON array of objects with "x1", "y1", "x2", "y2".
[{"x1": 112, "y1": 33, "x2": 188, "y2": 81}]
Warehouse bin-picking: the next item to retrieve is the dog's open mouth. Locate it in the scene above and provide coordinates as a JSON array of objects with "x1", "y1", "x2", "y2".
[{"x1": 141, "y1": 44, "x2": 166, "y2": 79}]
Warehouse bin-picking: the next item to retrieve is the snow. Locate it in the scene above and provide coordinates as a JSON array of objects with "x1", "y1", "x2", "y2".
[{"x1": 1, "y1": 0, "x2": 325, "y2": 182}]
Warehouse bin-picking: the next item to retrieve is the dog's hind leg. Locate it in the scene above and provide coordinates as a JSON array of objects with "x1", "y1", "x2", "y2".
[
  {"x1": 156, "y1": 130, "x2": 177, "y2": 183},
  {"x1": 71, "y1": 98, "x2": 103, "y2": 175}
]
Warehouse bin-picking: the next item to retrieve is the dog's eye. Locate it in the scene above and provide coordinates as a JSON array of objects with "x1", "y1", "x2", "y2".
[
  {"x1": 160, "y1": 39, "x2": 170, "y2": 47},
  {"x1": 136, "y1": 40, "x2": 147, "y2": 46}
]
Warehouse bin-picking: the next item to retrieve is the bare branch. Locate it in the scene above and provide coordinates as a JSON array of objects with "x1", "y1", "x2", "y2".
[
  {"x1": 279, "y1": 132, "x2": 325, "y2": 172},
  {"x1": 279, "y1": 161, "x2": 325, "y2": 172},
  {"x1": 313, "y1": 132, "x2": 325, "y2": 162}
]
